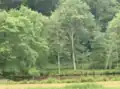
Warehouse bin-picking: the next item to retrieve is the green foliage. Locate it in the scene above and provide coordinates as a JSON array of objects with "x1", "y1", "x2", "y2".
[
  {"x1": 0, "y1": 6, "x2": 49, "y2": 77},
  {"x1": 83, "y1": 0, "x2": 120, "y2": 31},
  {"x1": 28, "y1": 67, "x2": 40, "y2": 77},
  {"x1": 1, "y1": 0, "x2": 120, "y2": 80},
  {"x1": 49, "y1": 0, "x2": 96, "y2": 70},
  {"x1": 25, "y1": 0, "x2": 59, "y2": 15},
  {"x1": 48, "y1": 69, "x2": 120, "y2": 76},
  {"x1": 0, "y1": 0, "x2": 59, "y2": 15}
]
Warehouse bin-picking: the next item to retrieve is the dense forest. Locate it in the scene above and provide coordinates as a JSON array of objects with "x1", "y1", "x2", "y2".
[{"x1": 1, "y1": 0, "x2": 120, "y2": 79}]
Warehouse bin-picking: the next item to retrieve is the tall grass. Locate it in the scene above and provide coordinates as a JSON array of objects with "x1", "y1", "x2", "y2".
[{"x1": 1, "y1": 75, "x2": 120, "y2": 84}]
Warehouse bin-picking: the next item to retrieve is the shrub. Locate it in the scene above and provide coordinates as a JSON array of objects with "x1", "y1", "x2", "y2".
[{"x1": 40, "y1": 78, "x2": 59, "y2": 83}]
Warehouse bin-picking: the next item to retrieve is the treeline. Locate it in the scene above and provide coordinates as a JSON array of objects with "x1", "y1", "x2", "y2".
[{"x1": 0, "y1": 0, "x2": 120, "y2": 78}]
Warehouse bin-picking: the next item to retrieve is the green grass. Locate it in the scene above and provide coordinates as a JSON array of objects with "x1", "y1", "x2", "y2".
[
  {"x1": 1, "y1": 75, "x2": 120, "y2": 84},
  {"x1": 2, "y1": 69, "x2": 120, "y2": 82},
  {"x1": 1, "y1": 69, "x2": 120, "y2": 84}
]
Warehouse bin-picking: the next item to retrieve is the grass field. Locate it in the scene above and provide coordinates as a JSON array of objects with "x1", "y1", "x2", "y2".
[{"x1": 0, "y1": 81, "x2": 120, "y2": 89}]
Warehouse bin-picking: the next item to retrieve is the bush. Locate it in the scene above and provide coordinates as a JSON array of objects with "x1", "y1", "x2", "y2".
[
  {"x1": 40, "y1": 78, "x2": 60, "y2": 83},
  {"x1": 80, "y1": 76, "x2": 95, "y2": 82},
  {"x1": 28, "y1": 68, "x2": 40, "y2": 78},
  {"x1": 48, "y1": 69, "x2": 120, "y2": 76}
]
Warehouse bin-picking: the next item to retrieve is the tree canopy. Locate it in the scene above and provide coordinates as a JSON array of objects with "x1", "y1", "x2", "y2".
[{"x1": 1, "y1": 0, "x2": 120, "y2": 79}]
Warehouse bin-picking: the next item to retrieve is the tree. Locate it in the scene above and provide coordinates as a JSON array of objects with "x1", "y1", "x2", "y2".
[
  {"x1": 89, "y1": 32, "x2": 106, "y2": 69},
  {"x1": 0, "y1": 6, "x2": 49, "y2": 77},
  {"x1": 103, "y1": 32, "x2": 118, "y2": 69},
  {"x1": 83, "y1": 0, "x2": 120, "y2": 31},
  {"x1": 47, "y1": 10, "x2": 66, "y2": 74},
  {"x1": 105, "y1": 12, "x2": 120, "y2": 69},
  {"x1": 0, "y1": 0, "x2": 59, "y2": 16},
  {"x1": 53, "y1": 0, "x2": 96, "y2": 70},
  {"x1": 23, "y1": 0, "x2": 59, "y2": 15},
  {"x1": 0, "y1": 0, "x2": 23, "y2": 9}
]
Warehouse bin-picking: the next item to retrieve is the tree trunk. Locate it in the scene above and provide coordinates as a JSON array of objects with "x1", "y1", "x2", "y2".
[
  {"x1": 71, "y1": 31, "x2": 76, "y2": 71},
  {"x1": 109, "y1": 60, "x2": 112, "y2": 69},
  {"x1": 57, "y1": 52, "x2": 61, "y2": 74},
  {"x1": 105, "y1": 47, "x2": 112, "y2": 69},
  {"x1": 116, "y1": 44, "x2": 119, "y2": 68},
  {"x1": 57, "y1": 30, "x2": 61, "y2": 75}
]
